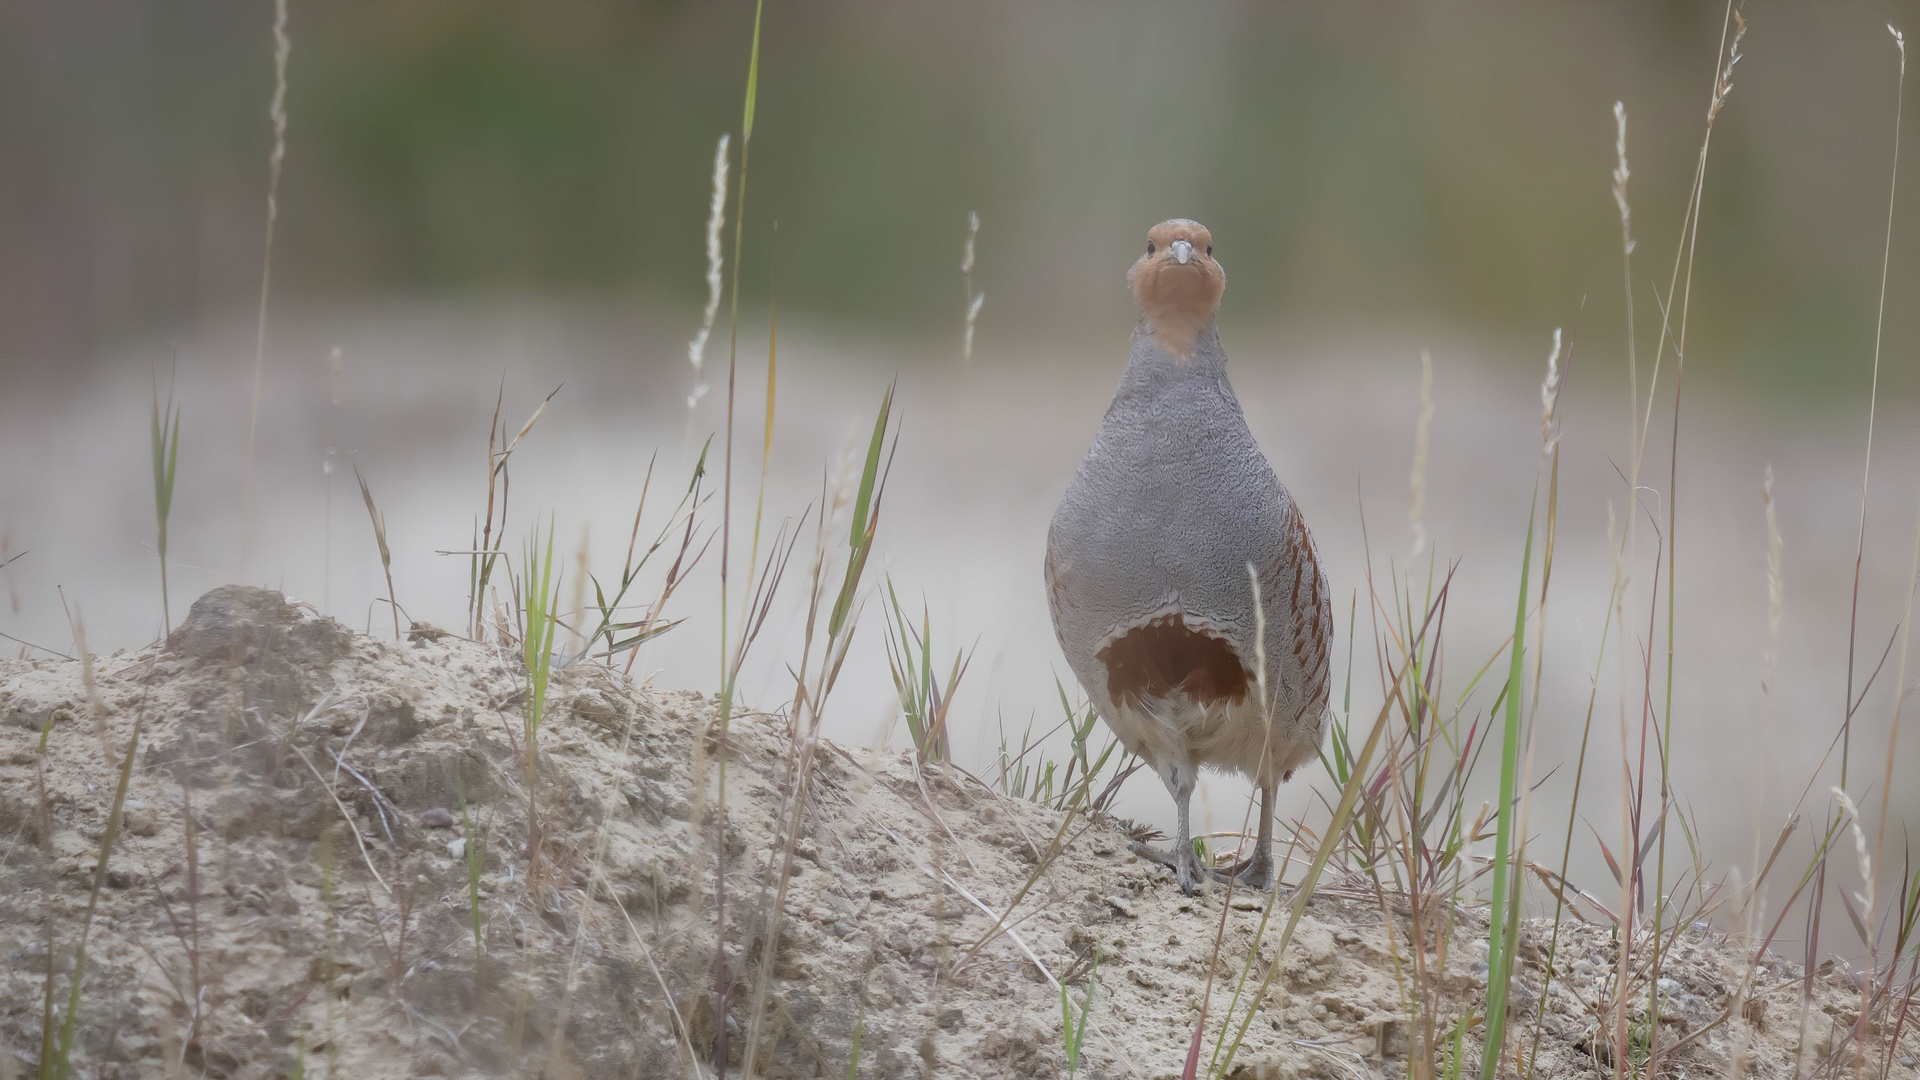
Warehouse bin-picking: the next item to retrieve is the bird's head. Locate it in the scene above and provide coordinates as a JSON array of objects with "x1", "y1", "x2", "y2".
[{"x1": 1128, "y1": 219, "x2": 1226, "y2": 359}]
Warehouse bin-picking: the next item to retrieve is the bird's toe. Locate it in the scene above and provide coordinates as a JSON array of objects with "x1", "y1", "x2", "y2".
[
  {"x1": 1128, "y1": 840, "x2": 1208, "y2": 895},
  {"x1": 1176, "y1": 847, "x2": 1208, "y2": 896},
  {"x1": 1211, "y1": 858, "x2": 1275, "y2": 892}
]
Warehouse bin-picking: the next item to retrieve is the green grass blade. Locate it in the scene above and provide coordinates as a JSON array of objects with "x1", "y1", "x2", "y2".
[
  {"x1": 740, "y1": 0, "x2": 763, "y2": 143},
  {"x1": 828, "y1": 384, "x2": 894, "y2": 638},
  {"x1": 50, "y1": 714, "x2": 142, "y2": 1080},
  {"x1": 1480, "y1": 499, "x2": 1536, "y2": 1079}
]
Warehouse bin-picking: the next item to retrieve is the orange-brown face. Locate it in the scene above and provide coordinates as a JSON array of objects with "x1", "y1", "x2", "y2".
[{"x1": 1128, "y1": 219, "x2": 1226, "y2": 358}]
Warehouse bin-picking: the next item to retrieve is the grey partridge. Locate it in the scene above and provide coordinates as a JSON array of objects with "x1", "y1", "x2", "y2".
[{"x1": 1045, "y1": 219, "x2": 1332, "y2": 894}]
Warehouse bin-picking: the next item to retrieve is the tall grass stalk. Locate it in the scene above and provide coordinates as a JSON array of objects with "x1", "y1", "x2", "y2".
[
  {"x1": 1645, "y1": 18, "x2": 1745, "y2": 1073},
  {"x1": 962, "y1": 211, "x2": 984, "y2": 362},
  {"x1": 1606, "y1": 93, "x2": 1644, "y2": 1077},
  {"x1": 738, "y1": 387, "x2": 895, "y2": 1076},
  {"x1": 1408, "y1": 349, "x2": 1432, "y2": 558},
  {"x1": 1841, "y1": 21, "x2": 1906, "y2": 800},
  {"x1": 1481, "y1": 345, "x2": 1556, "y2": 1079},
  {"x1": 1528, "y1": 507, "x2": 1626, "y2": 1077},
  {"x1": 150, "y1": 370, "x2": 181, "y2": 636},
  {"x1": 1588, "y1": 9, "x2": 1741, "y2": 1073},
  {"x1": 1863, "y1": 23, "x2": 1909, "y2": 1066},
  {"x1": 352, "y1": 464, "x2": 399, "y2": 641},
  {"x1": 1305, "y1": 530, "x2": 1486, "y2": 1080},
  {"x1": 548, "y1": 478, "x2": 721, "y2": 1073},
  {"x1": 709, "y1": 8, "x2": 764, "y2": 1074},
  {"x1": 322, "y1": 346, "x2": 341, "y2": 615},
  {"x1": 40, "y1": 711, "x2": 142, "y2": 1080},
  {"x1": 1190, "y1": 565, "x2": 1271, "y2": 1079},
  {"x1": 456, "y1": 769, "x2": 485, "y2": 954},
  {"x1": 1210, "y1": 662, "x2": 1404, "y2": 1077},
  {"x1": 240, "y1": 0, "x2": 290, "y2": 575},
  {"x1": 688, "y1": 134, "x2": 730, "y2": 411},
  {"x1": 1868, "y1": 18, "x2": 1910, "y2": 879}
]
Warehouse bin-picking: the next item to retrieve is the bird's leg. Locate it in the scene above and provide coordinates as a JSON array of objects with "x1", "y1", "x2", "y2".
[
  {"x1": 1171, "y1": 779, "x2": 1205, "y2": 895},
  {"x1": 1212, "y1": 781, "x2": 1277, "y2": 891},
  {"x1": 1129, "y1": 759, "x2": 1207, "y2": 894}
]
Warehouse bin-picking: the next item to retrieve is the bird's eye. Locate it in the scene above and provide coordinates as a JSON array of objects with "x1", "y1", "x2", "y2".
[
  {"x1": 1206, "y1": 244, "x2": 1213, "y2": 256},
  {"x1": 1146, "y1": 241, "x2": 1156, "y2": 255}
]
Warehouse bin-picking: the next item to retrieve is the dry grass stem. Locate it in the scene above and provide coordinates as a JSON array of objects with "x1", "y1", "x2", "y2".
[
  {"x1": 1409, "y1": 349, "x2": 1433, "y2": 558},
  {"x1": 240, "y1": 0, "x2": 291, "y2": 574},
  {"x1": 688, "y1": 133, "x2": 730, "y2": 411}
]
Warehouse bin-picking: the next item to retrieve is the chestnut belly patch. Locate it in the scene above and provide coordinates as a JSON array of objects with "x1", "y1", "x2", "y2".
[{"x1": 1097, "y1": 614, "x2": 1251, "y2": 708}]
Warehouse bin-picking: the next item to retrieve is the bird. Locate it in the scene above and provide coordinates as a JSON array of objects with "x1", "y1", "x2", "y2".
[{"x1": 1044, "y1": 219, "x2": 1332, "y2": 895}]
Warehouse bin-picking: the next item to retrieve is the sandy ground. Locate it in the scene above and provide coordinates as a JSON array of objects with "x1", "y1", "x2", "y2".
[{"x1": 2, "y1": 585, "x2": 1911, "y2": 1078}]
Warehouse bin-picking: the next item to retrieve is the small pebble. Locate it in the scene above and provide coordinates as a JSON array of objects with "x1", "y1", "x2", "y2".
[
  {"x1": 122, "y1": 806, "x2": 159, "y2": 838},
  {"x1": 1571, "y1": 959, "x2": 1596, "y2": 977},
  {"x1": 447, "y1": 837, "x2": 467, "y2": 860},
  {"x1": 420, "y1": 807, "x2": 457, "y2": 829}
]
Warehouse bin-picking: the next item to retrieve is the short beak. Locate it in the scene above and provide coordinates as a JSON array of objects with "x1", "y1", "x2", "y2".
[{"x1": 1170, "y1": 239, "x2": 1194, "y2": 265}]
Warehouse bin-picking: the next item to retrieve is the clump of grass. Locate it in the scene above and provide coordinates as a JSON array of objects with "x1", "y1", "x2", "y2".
[
  {"x1": 1060, "y1": 945, "x2": 1099, "y2": 1078},
  {"x1": 153, "y1": 780, "x2": 206, "y2": 1064},
  {"x1": 843, "y1": 1002, "x2": 864, "y2": 1080},
  {"x1": 882, "y1": 577, "x2": 973, "y2": 764},
  {"x1": 462, "y1": 384, "x2": 558, "y2": 641},
  {"x1": 519, "y1": 518, "x2": 560, "y2": 870},
  {"x1": 992, "y1": 681, "x2": 1133, "y2": 814},
  {"x1": 586, "y1": 443, "x2": 712, "y2": 667},
  {"x1": 316, "y1": 823, "x2": 340, "y2": 1080},
  {"x1": 992, "y1": 711, "x2": 1051, "y2": 803},
  {"x1": 456, "y1": 768, "x2": 487, "y2": 954},
  {"x1": 150, "y1": 369, "x2": 182, "y2": 636}
]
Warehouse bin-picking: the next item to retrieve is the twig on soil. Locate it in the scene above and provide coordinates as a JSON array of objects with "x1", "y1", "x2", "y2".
[
  {"x1": 881, "y1": 827, "x2": 1143, "y2": 1080},
  {"x1": 291, "y1": 741, "x2": 392, "y2": 895},
  {"x1": 617, "y1": 901, "x2": 707, "y2": 1080},
  {"x1": 326, "y1": 746, "x2": 399, "y2": 844}
]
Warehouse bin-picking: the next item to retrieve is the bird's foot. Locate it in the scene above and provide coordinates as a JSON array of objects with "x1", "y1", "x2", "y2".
[
  {"x1": 1209, "y1": 853, "x2": 1275, "y2": 892},
  {"x1": 1128, "y1": 839, "x2": 1209, "y2": 895}
]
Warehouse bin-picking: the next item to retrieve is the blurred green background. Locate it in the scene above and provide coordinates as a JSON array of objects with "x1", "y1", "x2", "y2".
[{"x1": 2, "y1": 1, "x2": 1918, "y2": 403}]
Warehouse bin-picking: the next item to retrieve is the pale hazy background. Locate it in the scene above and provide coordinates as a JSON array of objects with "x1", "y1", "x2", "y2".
[{"x1": 5, "y1": 1, "x2": 1920, "y2": 950}]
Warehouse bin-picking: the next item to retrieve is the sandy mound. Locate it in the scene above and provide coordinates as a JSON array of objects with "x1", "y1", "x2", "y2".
[{"x1": 0, "y1": 586, "x2": 1903, "y2": 1078}]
